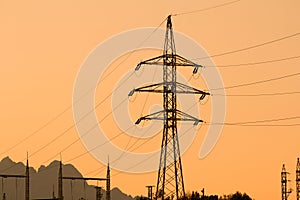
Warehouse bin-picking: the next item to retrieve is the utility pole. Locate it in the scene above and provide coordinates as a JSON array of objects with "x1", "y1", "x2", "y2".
[
  {"x1": 130, "y1": 15, "x2": 209, "y2": 200},
  {"x1": 106, "y1": 159, "x2": 111, "y2": 200},
  {"x1": 58, "y1": 160, "x2": 63, "y2": 200},
  {"x1": 296, "y1": 158, "x2": 300, "y2": 200},
  {"x1": 25, "y1": 155, "x2": 29, "y2": 200}
]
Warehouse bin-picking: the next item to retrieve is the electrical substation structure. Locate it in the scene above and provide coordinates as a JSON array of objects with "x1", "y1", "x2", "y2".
[
  {"x1": 0, "y1": 158, "x2": 30, "y2": 200},
  {"x1": 130, "y1": 15, "x2": 210, "y2": 200},
  {"x1": 58, "y1": 160, "x2": 110, "y2": 200},
  {"x1": 0, "y1": 159, "x2": 109, "y2": 200}
]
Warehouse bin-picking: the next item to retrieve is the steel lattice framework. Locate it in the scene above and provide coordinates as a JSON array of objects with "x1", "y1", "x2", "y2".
[
  {"x1": 281, "y1": 164, "x2": 292, "y2": 200},
  {"x1": 282, "y1": 164, "x2": 288, "y2": 200},
  {"x1": 58, "y1": 160, "x2": 109, "y2": 200},
  {"x1": 296, "y1": 158, "x2": 300, "y2": 200},
  {"x1": 130, "y1": 15, "x2": 209, "y2": 200}
]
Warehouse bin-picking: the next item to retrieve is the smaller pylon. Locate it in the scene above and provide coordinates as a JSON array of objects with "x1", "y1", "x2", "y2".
[
  {"x1": 146, "y1": 185, "x2": 155, "y2": 200},
  {"x1": 296, "y1": 158, "x2": 300, "y2": 200},
  {"x1": 281, "y1": 164, "x2": 292, "y2": 200}
]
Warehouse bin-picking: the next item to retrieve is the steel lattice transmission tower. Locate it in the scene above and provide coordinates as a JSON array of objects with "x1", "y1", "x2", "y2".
[
  {"x1": 146, "y1": 185, "x2": 155, "y2": 200},
  {"x1": 130, "y1": 15, "x2": 209, "y2": 200},
  {"x1": 281, "y1": 164, "x2": 292, "y2": 200},
  {"x1": 296, "y1": 158, "x2": 300, "y2": 200}
]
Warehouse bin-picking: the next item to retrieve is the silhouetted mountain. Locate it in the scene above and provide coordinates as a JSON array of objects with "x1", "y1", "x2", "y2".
[{"x1": 0, "y1": 157, "x2": 134, "y2": 200}]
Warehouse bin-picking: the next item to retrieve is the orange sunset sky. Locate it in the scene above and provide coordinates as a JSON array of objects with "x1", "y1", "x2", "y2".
[{"x1": 1, "y1": 0, "x2": 300, "y2": 199}]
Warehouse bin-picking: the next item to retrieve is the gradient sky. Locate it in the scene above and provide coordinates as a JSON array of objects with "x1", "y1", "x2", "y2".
[{"x1": 0, "y1": 0, "x2": 300, "y2": 199}]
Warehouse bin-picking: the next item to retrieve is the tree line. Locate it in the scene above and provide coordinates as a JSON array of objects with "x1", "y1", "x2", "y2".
[{"x1": 135, "y1": 191, "x2": 252, "y2": 200}]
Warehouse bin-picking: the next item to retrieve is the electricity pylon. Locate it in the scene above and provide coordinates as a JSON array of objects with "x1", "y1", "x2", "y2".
[
  {"x1": 146, "y1": 185, "x2": 155, "y2": 200},
  {"x1": 296, "y1": 158, "x2": 300, "y2": 200},
  {"x1": 282, "y1": 164, "x2": 292, "y2": 200},
  {"x1": 129, "y1": 15, "x2": 209, "y2": 200}
]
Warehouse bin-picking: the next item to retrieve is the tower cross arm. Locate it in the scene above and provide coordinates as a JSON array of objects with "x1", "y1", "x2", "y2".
[
  {"x1": 175, "y1": 110, "x2": 204, "y2": 125},
  {"x1": 135, "y1": 110, "x2": 165, "y2": 124},
  {"x1": 135, "y1": 55, "x2": 165, "y2": 70},
  {"x1": 129, "y1": 82, "x2": 165, "y2": 96},
  {"x1": 135, "y1": 54, "x2": 203, "y2": 74},
  {"x1": 174, "y1": 54, "x2": 204, "y2": 74},
  {"x1": 135, "y1": 109, "x2": 204, "y2": 125},
  {"x1": 129, "y1": 82, "x2": 210, "y2": 101},
  {"x1": 176, "y1": 82, "x2": 210, "y2": 99}
]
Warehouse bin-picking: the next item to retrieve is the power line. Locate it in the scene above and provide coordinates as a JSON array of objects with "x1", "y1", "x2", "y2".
[
  {"x1": 44, "y1": 121, "x2": 159, "y2": 176},
  {"x1": 83, "y1": 70, "x2": 161, "y2": 177},
  {"x1": 212, "y1": 91, "x2": 300, "y2": 97},
  {"x1": 98, "y1": 17, "x2": 167, "y2": 83},
  {"x1": 63, "y1": 125, "x2": 136, "y2": 164},
  {"x1": 223, "y1": 123, "x2": 300, "y2": 127},
  {"x1": 208, "y1": 116, "x2": 300, "y2": 125},
  {"x1": 43, "y1": 64, "x2": 160, "y2": 165},
  {"x1": 53, "y1": 119, "x2": 159, "y2": 177},
  {"x1": 173, "y1": 0, "x2": 242, "y2": 16},
  {"x1": 37, "y1": 115, "x2": 300, "y2": 176},
  {"x1": 41, "y1": 95, "x2": 130, "y2": 163},
  {"x1": 3, "y1": 72, "x2": 135, "y2": 173},
  {"x1": 194, "y1": 32, "x2": 300, "y2": 60},
  {"x1": 106, "y1": 68, "x2": 161, "y2": 168},
  {"x1": 42, "y1": 66, "x2": 161, "y2": 165},
  {"x1": 35, "y1": 114, "x2": 135, "y2": 174},
  {"x1": 5, "y1": 114, "x2": 300, "y2": 173},
  {"x1": 209, "y1": 71, "x2": 300, "y2": 91},
  {"x1": 0, "y1": 107, "x2": 71, "y2": 157},
  {"x1": 83, "y1": 120, "x2": 160, "y2": 177},
  {"x1": 204, "y1": 55, "x2": 300, "y2": 68},
  {"x1": 111, "y1": 126, "x2": 194, "y2": 178}
]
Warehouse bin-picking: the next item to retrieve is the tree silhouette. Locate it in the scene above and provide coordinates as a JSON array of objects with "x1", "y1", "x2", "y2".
[
  {"x1": 136, "y1": 190, "x2": 252, "y2": 200},
  {"x1": 219, "y1": 191, "x2": 252, "y2": 200},
  {"x1": 186, "y1": 191, "x2": 252, "y2": 200}
]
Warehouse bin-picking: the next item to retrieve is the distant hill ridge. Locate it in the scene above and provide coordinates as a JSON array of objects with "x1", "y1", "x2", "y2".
[{"x1": 0, "y1": 156, "x2": 134, "y2": 200}]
